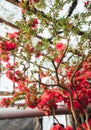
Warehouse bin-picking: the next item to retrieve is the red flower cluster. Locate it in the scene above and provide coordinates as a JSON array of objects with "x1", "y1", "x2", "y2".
[
  {"x1": 65, "y1": 56, "x2": 91, "y2": 112},
  {"x1": 25, "y1": 94, "x2": 39, "y2": 109},
  {"x1": 5, "y1": 41, "x2": 17, "y2": 51},
  {"x1": 38, "y1": 89, "x2": 62, "y2": 115},
  {"x1": 0, "y1": 31, "x2": 18, "y2": 62},
  {"x1": 50, "y1": 124, "x2": 73, "y2": 130},
  {"x1": 6, "y1": 63, "x2": 28, "y2": 84}
]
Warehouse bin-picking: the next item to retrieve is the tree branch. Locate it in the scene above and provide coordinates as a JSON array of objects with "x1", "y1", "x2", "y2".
[
  {"x1": 67, "y1": 0, "x2": 78, "y2": 17},
  {"x1": 6, "y1": 0, "x2": 19, "y2": 6},
  {"x1": 0, "y1": 18, "x2": 18, "y2": 29},
  {"x1": 35, "y1": 80, "x2": 58, "y2": 87}
]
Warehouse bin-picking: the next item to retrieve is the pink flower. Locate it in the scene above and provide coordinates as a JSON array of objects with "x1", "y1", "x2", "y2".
[{"x1": 55, "y1": 43, "x2": 65, "y2": 51}]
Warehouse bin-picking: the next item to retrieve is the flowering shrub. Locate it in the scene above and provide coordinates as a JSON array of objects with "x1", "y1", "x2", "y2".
[{"x1": 0, "y1": 0, "x2": 91, "y2": 130}]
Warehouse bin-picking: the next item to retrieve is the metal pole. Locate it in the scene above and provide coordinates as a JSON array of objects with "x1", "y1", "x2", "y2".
[
  {"x1": 0, "y1": 105, "x2": 91, "y2": 119},
  {"x1": 0, "y1": 106, "x2": 70, "y2": 119}
]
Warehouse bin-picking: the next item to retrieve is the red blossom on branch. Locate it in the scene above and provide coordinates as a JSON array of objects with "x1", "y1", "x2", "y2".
[
  {"x1": 55, "y1": 43, "x2": 65, "y2": 51},
  {"x1": 5, "y1": 41, "x2": 17, "y2": 51},
  {"x1": 38, "y1": 89, "x2": 62, "y2": 115}
]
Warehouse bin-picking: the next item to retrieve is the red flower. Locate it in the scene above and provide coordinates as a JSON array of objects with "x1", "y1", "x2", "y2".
[
  {"x1": 88, "y1": 118, "x2": 91, "y2": 126},
  {"x1": 6, "y1": 63, "x2": 10, "y2": 69},
  {"x1": 65, "y1": 126, "x2": 73, "y2": 130},
  {"x1": 76, "y1": 123, "x2": 87, "y2": 130},
  {"x1": 35, "y1": 52, "x2": 41, "y2": 58},
  {"x1": 0, "y1": 98, "x2": 11, "y2": 107},
  {"x1": 55, "y1": 43, "x2": 65, "y2": 51},
  {"x1": 33, "y1": 18, "x2": 39, "y2": 25},
  {"x1": 54, "y1": 57, "x2": 60, "y2": 63},
  {"x1": 29, "y1": 46, "x2": 34, "y2": 52},
  {"x1": 25, "y1": 95, "x2": 38, "y2": 109},
  {"x1": 21, "y1": 8, "x2": 25, "y2": 13},
  {"x1": 32, "y1": 18, "x2": 39, "y2": 29},
  {"x1": 50, "y1": 124, "x2": 65, "y2": 130},
  {"x1": 54, "y1": 54, "x2": 63, "y2": 64},
  {"x1": 5, "y1": 41, "x2": 17, "y2": 51},
  {"x1": 7, "y1": 32, "x2": 19, "y2": 39},
  {"x1": 15, "y1": 70, "x2": 21, "y2": 75},
  {"x1": 84, "y1": 1, "x2": 89, "y2": 5},
  {"x1": 38, "y1": 89, "x2": 62, "y2": 115}
]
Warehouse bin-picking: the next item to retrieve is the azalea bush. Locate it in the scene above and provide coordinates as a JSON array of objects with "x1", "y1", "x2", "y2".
[{"x1": 0, "y1": 0, "x2": 91, "y2": 130}]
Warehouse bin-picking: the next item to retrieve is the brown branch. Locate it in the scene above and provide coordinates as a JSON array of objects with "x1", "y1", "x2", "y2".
[
  {"x1": 32, "y1": 7, "x2": 51, "y2": 20},
  {"x1": 36, "y1": 80, "x2": 58, "y2": 87},
  {"x1": 52, "y1": 60, "x2": 60, "y2": 85},
  {"x1": 69, "y1": 93, "x2": 81, "y2": 128},
  {"x1": 57, "y1": 37, "x2": 70, "y2": 69},
  {"x1": 0, "y1": 91, "x2": 12, "y2": 96},
  {"x1": 52, "y1": 107, "x2": 61, "y2": 125},
  {"x1": 67, "y1": 0, "x2": 78, "y2": 17},
  {"x1": 70, "y1": 62, "x2": 82, "y2": 85},
  {"x1": 6, "y1": 0, "x2": 19, "y2": 6},
  {"x1": 0, "y1": 18, "x2": 18, "y2": 29},
  {"x1": 84, "y1": 109, "x2": 91, "y2": 130},
  {"x1": 20, "y1": 52, "x2": 54, "y2": 72},
  {"x1": 51, "y1": 60, "x2": 71, "y2": 91}
]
